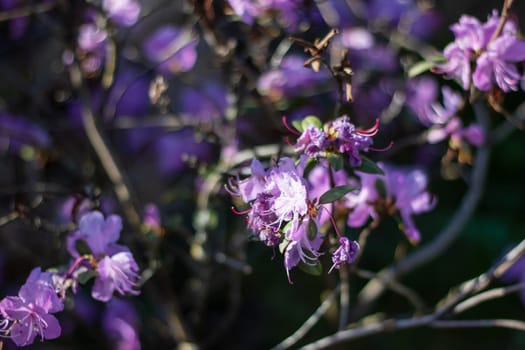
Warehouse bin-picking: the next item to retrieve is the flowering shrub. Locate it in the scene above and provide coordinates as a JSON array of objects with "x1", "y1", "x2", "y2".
[{"x1": 1, "y1": 0, "x2": 525, "y2": 349}]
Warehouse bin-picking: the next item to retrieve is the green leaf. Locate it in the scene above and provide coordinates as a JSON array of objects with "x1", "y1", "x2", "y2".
[
  {"x1": 298, "y1": 261, "x2": 323, "y2": 276},
  {"x1": 291, "y1": 120, "x2": 304, "y2": 133},
  {"x1": 77, "y1": 269, "x2": 97, "y2": 284},
  {"x1": 75, "y1": 240, "x2": 92, "y2": 256},
  {"x1": 356, "y1": 156, "x2": 384, "y2": 175},
  {"x1": 327, "y1": 153, "x2": 344, "y2": 171},
  {"x1": 319, "y1": 185, "x2": 358, "y2": 204},
  {"x1": 301, "y1": 115, "x2": 323, "y2": 130},
  {"x1": 374, "y1": 179, "x2": 387, "y2": 198},
  {"x1": 302, "y1": 158, "x2": 318, "y2": 177},
  {"x1": 408, "y1": 60, "x2": 436, "y2": 78},
  {"x1": 306, "y1": 219, "x2": 318, "y2": 240}
]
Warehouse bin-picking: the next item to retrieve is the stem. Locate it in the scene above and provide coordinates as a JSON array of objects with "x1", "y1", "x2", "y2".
[
  {"x1": 271, "y1": 285, "x2": 341, "y2": 350},
  {"x1": 453, "y1": 282, "x2": 525, "y2": 314},
  {"x1": 69, "y1": 64, "x2": 141, "y2": 228},
  {"x1": 65, "y1": 256, "x2": 88, "y2": 278},
  {"x1": 489, "y1": 0, "x2": 515, "y2": 44}
]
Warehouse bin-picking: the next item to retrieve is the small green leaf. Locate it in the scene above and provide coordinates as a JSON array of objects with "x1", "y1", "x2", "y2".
[
  {"x1": 301, "y1": 115, "x2": 323, "y2": 130},
  {"x1": 356, "y1": 156, "x2": 384, "y2": 175},
  {"x1": 291, "y1": 120, "x2": 304, "y2": 133},
  {"x1": 77, "y1": 269, "x2": 97, "y2": 284},
  {"x1": 408, "y1": 60, "x2": 436, "y2": 78},
  {"x1": 75, "y1": 240, "x2": 92, "y2": 256},
  {"x1": 374, "y1": 178, "x2": 387, "y2": 198},
  {"x1": 298, "y1": 261, "x2": 323, "y2": 276},
  {"x1": 327, "y1": 153, "x2": 344, "y2": 171},
  {"x1": 302, "y1": 158, "x2": 318, "y2": 177},
  {"x1": 319, "y1": 185, "x2": 358, "y2": 204},
  {"x1": 306, "y1": 219, "x2": 318, "y2": 240}
]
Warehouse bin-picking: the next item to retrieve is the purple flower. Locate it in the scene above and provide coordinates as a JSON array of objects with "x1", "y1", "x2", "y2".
[
  {"x1": 406, "y1": 77, "x2": 462, "y2": 126},
  {"x1": 229, "y1": 157, "x2": 325, "y2": 280},
  {"x1": 143, "y1": 26, "x2": 198, "y2": 75},
  {"x1": 143, "y1": 203, "x2": 161, "y2": 232},
  {"x1": 67, "y1": 211, "x2": 140, "y2": 301},
  {"x1": 229, "y1": 158, "x2": 267, "y2": 203},
  {"x1": 103, "y1": 0, "x2": 141, "y2": 27},
  {"x1": 294, "y1": 125, "x2": 328, "y2": 159},
  {"x1": 283, "y1": 219, "x2": 323, "y2": 283},
  {"x1": 227, "y1": 0, "x2": 261, "y2": 24},
  {"x1": 329, "y1": 237, "x2": 360, "y2": 272},
  {"x1": 68, "y1": 211, "x2": 124, "y2": 257},
  {"x1": 406, "y1": 77, "x2": 484, "y2": 146},
  {"x1": 329, "y1": 116, "x2": 376, "y2": 167},
  {"x1": 257, "y1": 55, "x2": 328, "y2": 101},
  {"x1": 384, "y1": 165, "x2": 436, "y2": 242},
  {"x1": 434, "y1": 12, "x2": 496, "y2": 89},
  {"x1": 436, "y1": 10, "x2": 525, "y2": 92},
  {"x1": 93, "y1": 253, "x2": 140, "y2": 302},
  {"x1": 435, "y1": 44, "x2": 472, "y2": 90},
  {"x1": 473, "y1": 34, "x2": 525, "y2": 91},
  {"x1": 345, "y1": 170, "x2": 380, "y2": 228},
  {"x1": 78, "y1": 24, "x2": 107, "y2": 51},
  {"x1": 103, "y1": 299, "x2": 141, "y2": 350},
  {"x1": 346, "y1": 163, "x2": 436, "y2": 243},
  {"x1": 291, "y1": 115, "x2": 377, "y2": 166},
  {"x1": 0, "y1": 268, "x2": 63, "y2": 347},
  {"x1": 227, "y1": 0, "x2": 314, "y2": 29}
]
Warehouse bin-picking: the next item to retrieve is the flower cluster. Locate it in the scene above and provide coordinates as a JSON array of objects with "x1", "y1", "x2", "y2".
[
  {"x1": 345, "y1": 163, "x2": 436, "y2": 243},
  {"x1": 0, "y1": 211, "x2": 140, "y2": 347},
  {"x1": 406, "y1": 77, "x2": 485, "y2": 146},
  {"x1": 291, "y1": 115, "x2": 378, "y2": 167},
  {"x1": 0, "y1": 268, "x2": 63, "y2": 347},
  {"x1": 436, "y1": 10, "x2": 525, "y2": 92},
  {"x1": 228, "y1": 157, "x2": 359, "y2": 282}
]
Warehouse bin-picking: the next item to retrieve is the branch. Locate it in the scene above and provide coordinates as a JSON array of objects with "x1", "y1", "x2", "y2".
[
  {"x1": 353, "y1": 268, "x2": 427, "y2": 313},
  {"x1": 352, "y1": 103, "x2": 491, "y2": 318},
  {"x1": 489, "y1": 0, "x2": 515, "y2": 44},
  {"x1": 271, "y1": 285, "x2": 341, "y2": 350},
  {"x1": 69, "y1": 65, "x2": 141, "y2": 228},
  {"x1": 453, "y1": 282, "x2": 525, "y2": 314},
  {"x1": 430, "y1": 319, "x2": 525, "y2": 332}
]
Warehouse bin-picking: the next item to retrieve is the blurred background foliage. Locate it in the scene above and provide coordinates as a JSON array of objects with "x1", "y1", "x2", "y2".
[{"x1": 1, "y1": 0, "x2": 525, "y2": 349}]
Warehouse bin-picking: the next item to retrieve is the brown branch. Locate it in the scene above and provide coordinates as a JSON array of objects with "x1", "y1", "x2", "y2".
[
  {"x1": 489, "y1": 0, "x2": 515, "y2": 44},
  {"x1": 69, "y1": 64, "x2": 141, "y2": 229}
]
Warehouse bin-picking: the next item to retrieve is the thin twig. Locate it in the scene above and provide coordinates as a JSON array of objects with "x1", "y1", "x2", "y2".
[
  {"x1": 453, "y1": 282, "x2": 525, "y2": 314},
  {"x1": 271, "y1": 285, "x2": 341, "y2": 350},
  {"x1": 430, "y1": 319, "x2": 525, "y2": 332},
  {"x1": 489, "y1": 0, "x2": 515, "y2": 44},
  {"x1": 353, "y1": 268, "x2": 427, "y2": 313},
  {"x1": 339, "y1": 266, "x2": 350, "y2": 329},
  {"x1": 0, "y1": 211, "x2": 19, "y2": 227},
  {"x1": 69, "y1": 64, "x2": 141, "y2": 228}
]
